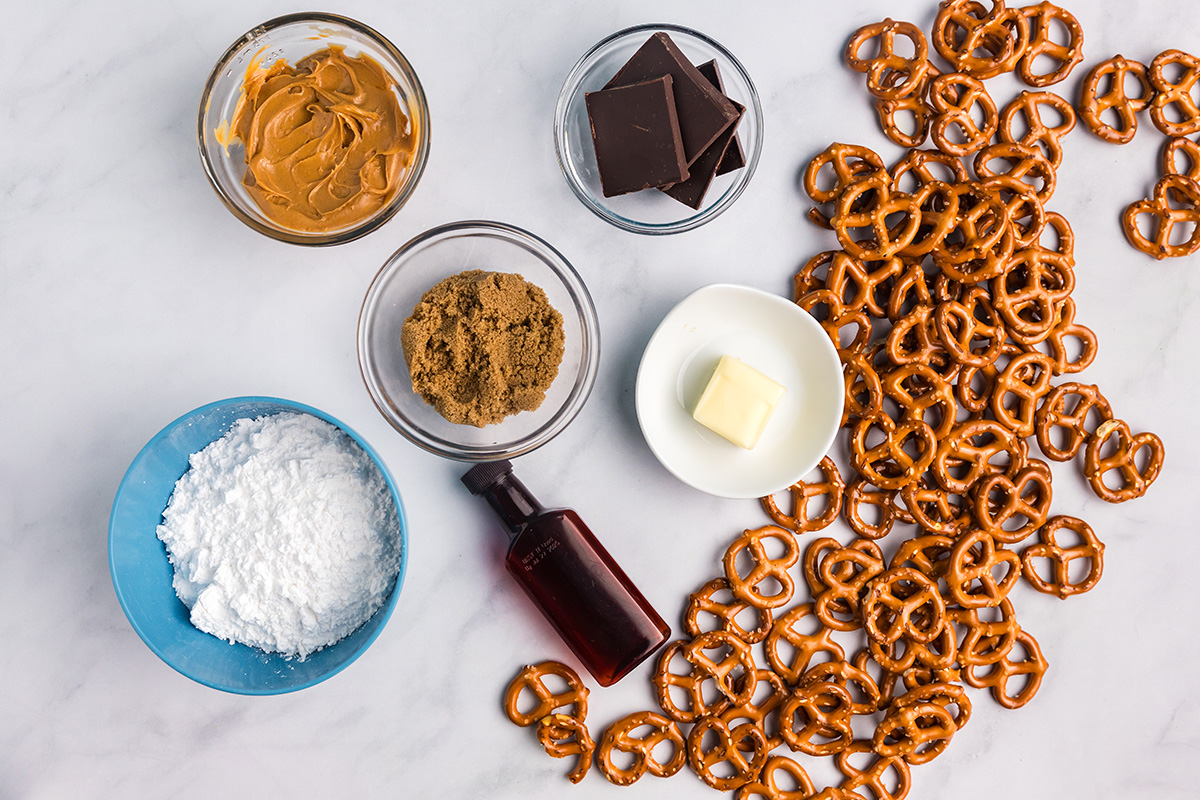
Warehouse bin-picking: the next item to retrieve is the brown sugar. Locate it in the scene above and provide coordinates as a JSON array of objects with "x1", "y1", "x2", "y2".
[{"x1": 401, "y1": 271, "x2": 566, "y2": 427}]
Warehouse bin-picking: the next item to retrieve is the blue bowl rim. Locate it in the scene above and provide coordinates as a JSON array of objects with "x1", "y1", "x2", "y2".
[{"x1": 107, "y1": 395, "x2": 409, "y2": 695}]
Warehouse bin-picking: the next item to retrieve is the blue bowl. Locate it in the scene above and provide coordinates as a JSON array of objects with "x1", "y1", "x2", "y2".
[{"x1": 108, "y1": 396, "x2": 408, "y2": 694}]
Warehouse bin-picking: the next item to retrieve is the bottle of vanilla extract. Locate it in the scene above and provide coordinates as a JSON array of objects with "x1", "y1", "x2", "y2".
[{"x1": 461, "y1": 460, "x2": 669, "y2": 686}]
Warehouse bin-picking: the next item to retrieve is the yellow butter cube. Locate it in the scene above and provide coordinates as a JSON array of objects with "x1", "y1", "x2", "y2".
[{"x1": 691, "y1": 355, "x2": 786, "y2": 450}]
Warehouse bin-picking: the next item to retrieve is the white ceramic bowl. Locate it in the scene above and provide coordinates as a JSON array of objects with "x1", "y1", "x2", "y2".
[{"x1": 635, "y1": 284, "x2": 844, "y2": 498}]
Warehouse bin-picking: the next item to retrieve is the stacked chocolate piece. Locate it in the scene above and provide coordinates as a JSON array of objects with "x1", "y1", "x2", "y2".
[{"x1": 585, "y1": 33, "x2": 746, "y2": 208}]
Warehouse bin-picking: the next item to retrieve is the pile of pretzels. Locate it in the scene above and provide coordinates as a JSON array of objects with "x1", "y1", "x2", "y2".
[{"x1": 500, "y1": 2, "x2": 1169, "y2": 797}]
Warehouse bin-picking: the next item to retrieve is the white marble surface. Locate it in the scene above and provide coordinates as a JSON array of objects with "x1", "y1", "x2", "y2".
[{"x1": 3, "y1": 1, "x2": 1200, "y2": 797}]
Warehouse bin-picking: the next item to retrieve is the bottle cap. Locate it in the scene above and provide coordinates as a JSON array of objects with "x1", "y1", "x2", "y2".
[{"x1": 460, "y1": 459, "x2": 514, "y2": 495}]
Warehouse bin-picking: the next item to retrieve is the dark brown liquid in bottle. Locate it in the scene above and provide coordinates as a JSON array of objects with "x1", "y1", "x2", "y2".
[{"x1": 464, "y1": 463, "x2": 669, "y2": 686}]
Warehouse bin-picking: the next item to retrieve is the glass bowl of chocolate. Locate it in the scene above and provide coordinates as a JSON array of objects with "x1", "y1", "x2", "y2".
[
  {"x1": 357, "y1": 221, "x2": 601, "y2": 461},
  {"x1": 198, "y1": 13, "x2": 430, "y2": 245},
  {"x1": 554, "y1": 23, "x2": 763, "y2": 235}
]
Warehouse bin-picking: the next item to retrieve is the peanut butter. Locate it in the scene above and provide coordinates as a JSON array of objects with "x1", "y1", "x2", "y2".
[{"x1": 228, "y1": 45, "x2": 418, "y2": 233}]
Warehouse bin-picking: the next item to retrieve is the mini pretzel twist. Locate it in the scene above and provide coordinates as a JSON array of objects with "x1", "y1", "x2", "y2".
[
  {"x1": 891, "y1": 147, "x2": 968, "y2": 191},
  {"x1": 842, "y1": 353, "x2": 886, "y2": 427},
  {"x1": 1148, "y1": 49, "x2": 1200, "y2": 137},
  {"x1": 928, "y1": 73, "x2": 999, "y2": 157},
  {"x1": 944, "y1": 528, "x2": 1022, "y2": 608},
  {"x1": 1022, "y1": 297, "x2": 1097, "y2": 375},
  {"x1": 762, "y1": 457, "x2": 845, "y2": 533},
  {"x1": 898, "y1": 479, "x2": 972, "y2": 536},
  {"x1": 932, "y1": 419, "x2": 1027, "y2": 494},
  {"x1": 734, "y1": 755, "x2": 816, "y2": 800},
  {"x1": 872, "y1": 701, "x2": 957, "y2": 764},
  {"x1": 1123, "y1": 173, "x2": 1200, "y2": 259},
  {"x1": 815, "y1": 543, "x2": 887, "y2": 631},
  {"x1": 1034, "y1": 381, "x2": 1113, "y2": 461},
  {"x1": 835, "y1": 740, "x2": 912, "y2": 800},
  {"x1": 850, "y1": 415, "x2": 938, "y2": 491},
  {"x1": 991, "y1": 351, "x2": 1055, "y2": 438},
  {"x1": 1163, "y1": 136, "x2": 1200, "y2": 181},
  {"x1": 962, "y1": 628, "x2": 1048, "y2": 708},
  {"x1": 973, "y1": 142, "x2": 1057, "y2": 204},
  {"x1": 765, "y1": 603, "x2": 846, "y2": 684},
  {"x1": 895, "y1": 681, "x2": 973, "y2": 730},
  {"x1": 681, "y1": 630, "x2": 760, "y2": 708},
  {"x1": 1083, "y1": 419, "x2": 1165, "y2": 502},
  {"x1": 801, "y1": 658, "x2": 884, "y2": 716},
  {"x1": 721, "y1": 668, "x2": 790, "y2": 751},
  {"x1": 831, "y1": 173, "x2": 923, "y2": 260},
  {"x1": 826, "y1": 251, "x2": 904, "y2": 318},
  {"x1": 999, "y1": 90, "x2": 1076, "y2": 168},
  {"x1": 947, "y1": 598, "x2": 1019, "y2": 667},
  {"x1": 797, "y1": 289, "x2": 875, "y2": 356},
  {"x1": 972, "y1": 462, "x2": 1053, "y2": 544},
  {"x1": 991, "y1": 247, "x2": 1075, "y2": 344},
  {"x1": 684, "y1": 578, "x2": 774, "y2": 644},
  {"x1": 724, "y1": 526, "x2": 800, "y2": 609},
  {"x1": 779, "y1": 680, "x2": 855, "y2": 755},
  {"x1": 536, "y1": 714, "x2": 594, "y2": 784},
  {"x1": 933, "y1": 288, "x2": 1007, "y2": 369},
  {"x1": 687, "y1": 715, "x2": 769, "y2": 791},
  {"x1": 932, "y1": 0, "x2": 1029, "y2": 80},
  {"x1": 503, "y1": 661, "x2": 589, "y2": 727},
  {"x1": 845, "y1": 18, "x2": 931, "y2": 101},
  {"x1": 844, "y1": 476, "x2": 902, "y2": 540},
  {"x1": 1078, "y1": 55, "x2": 1152, "y2": 144},
  {"x1": 1020, "y1": 514, "x2": 1105, "y2": 598},
  {"x1": 805, "y1": 143, "x2": 887, "y2": 226},
  {"x1": 1017, "y1": 2, "x2": 1084, "y2": 87},
  {"x1": 596, "y1": 711, "x2": 686, "y2": 785},
  {"x1": 653, "y1": 639, "x2": 735, "y2": 723},
  {"x1": 862, "y1": 567, "x2": 946, "y2": 646}
]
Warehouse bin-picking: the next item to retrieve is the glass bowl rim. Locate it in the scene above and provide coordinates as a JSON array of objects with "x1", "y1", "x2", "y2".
[
  {"x1": 196, "y1": 11, "x2": 431, "y2": 247},
  {"x1": 552, "y1": 21, "x2": 763, "y2": 236},
  {"x1": 357, "y1": 219, "x2": 602, "y2": 461}
]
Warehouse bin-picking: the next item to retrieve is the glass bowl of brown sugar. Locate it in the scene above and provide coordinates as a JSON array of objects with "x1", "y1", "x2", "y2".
[
  {"x1": 358, "y1": 221, "x2": 601, "y2": 461},
  {"x1": 198, "y1": 13, "x2": 430, "y2": 245}
]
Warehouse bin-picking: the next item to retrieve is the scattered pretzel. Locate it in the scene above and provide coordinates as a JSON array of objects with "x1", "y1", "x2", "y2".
[
  {"x1": 596, "y1": 711, "x2": 686, "y2": 785},
  {"x1": 1018, "y1": 2, "x2": 1084, "y2": 87},
  {"x1": 999, "y1": 90, "x2": 1076, "y2": 167},
  {"x1": 1148, "y1": 49, "x2": 1200, "y2": 137},
  {"x1": 1123, "y1": 173, "x2": 1200, "y2": 259},
  {"x1": 1020, "y1": 514, "x2": 1105, "y2": 598},
  {"x1": 1078, "y1": 55, "x2": 1152, "y2": 144},
  {"x1": 1083, "y1": 419, "x2": 1165, "y2": 502},
  {"x1": 762, "y1": 457, "x2": 845, "y2": 533},
  {"x1": 724, "y1": 526, "x2": 801, "y2": 609},
  {"x1": 503, "y1": 661, "x2": 588, "y2": 727},
  {"x1": 536, "y1": 714, "x2": 594, "y2": 784}
]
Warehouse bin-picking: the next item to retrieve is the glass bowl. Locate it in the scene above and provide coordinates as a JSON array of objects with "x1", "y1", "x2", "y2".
[
  {"x1": 197, "y1": 13, "x2": 430, "y2": 245},
  {"x1": 358, "y1": 221, "x2": 601, "y2": 461},
  {"x1": 554, "y1": 23, "x2": 763, "y2": 235},
  {"x1": 108, "y1": 396, "x2": 408, "y2": 695}
]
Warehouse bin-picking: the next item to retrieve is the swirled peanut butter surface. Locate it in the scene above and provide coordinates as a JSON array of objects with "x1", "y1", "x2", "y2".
[{"x1": 229, "y1": 45, "x2": 417, "y2": 233}]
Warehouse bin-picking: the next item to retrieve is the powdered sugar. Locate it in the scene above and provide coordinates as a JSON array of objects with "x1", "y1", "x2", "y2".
[{"x1": 156, "y1": 412, "x2": 402, "y2": 659}]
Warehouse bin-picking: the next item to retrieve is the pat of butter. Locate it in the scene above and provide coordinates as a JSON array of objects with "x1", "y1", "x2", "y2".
[{"x1": 691, "y1": 355, "x2": 786, "y2": 450}]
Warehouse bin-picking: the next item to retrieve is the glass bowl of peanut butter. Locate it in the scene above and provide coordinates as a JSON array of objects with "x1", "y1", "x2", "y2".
[{"x1": 199, "y1": 13, "x2": 430, "y2": 245}]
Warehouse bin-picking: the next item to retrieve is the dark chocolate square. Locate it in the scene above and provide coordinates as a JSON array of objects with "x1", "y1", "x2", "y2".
[
  {"x1": 585, "y1": 75, "x2": 689, "y2": 197},
  {"x1": 604, "y1": 32, "x2": 739, "y2": 166},
  {"x1": 695, "y1": 59, "x2": 746, "y2": 175},
  {"x1": 660, "y1": 100, "x2": 744, "y2": 209}
]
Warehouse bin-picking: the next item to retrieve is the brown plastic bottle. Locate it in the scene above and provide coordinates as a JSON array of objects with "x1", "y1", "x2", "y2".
[{"x1": 461, "y1": 460, "x2": 669, "y2": 686}]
